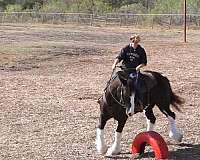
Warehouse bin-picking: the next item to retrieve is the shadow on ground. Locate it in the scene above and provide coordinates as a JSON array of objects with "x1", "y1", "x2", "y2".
[{"x1": 104, "y1": 143, "x2": 200, "y2": 159}]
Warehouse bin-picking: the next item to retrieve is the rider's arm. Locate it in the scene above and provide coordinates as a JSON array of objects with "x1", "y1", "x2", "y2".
[
  {"x1": 112, "y1": 46, "x2": 127, "y2": 70},
  {"x1": 136, "y1": 48, "x2": 147, "y2": 71}
]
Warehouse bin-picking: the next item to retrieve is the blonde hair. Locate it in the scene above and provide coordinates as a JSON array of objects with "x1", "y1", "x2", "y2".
[{"x1": 130, "y1": 35, "x2": 141, "y2": 42}]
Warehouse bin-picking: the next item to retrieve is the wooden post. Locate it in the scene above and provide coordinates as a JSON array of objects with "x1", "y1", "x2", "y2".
[
  {"x1": 184, "y1": 0, "x2": 187, "y2": 42},
  {"x1": 21, "y1": 12, "x2": 24, "y2": 23},
  {"x1": 119, "y1": 14, "x2": 122, "y2": 27},
  {"x1": 90, "y1": 14, "x2": 93, "y2": 26},
  {"x1": 105, "y1": 13, "x2": 108, "y2": 26},
  {"x1": 151, "y1": 15, "x2": 154, "y2": 29}
]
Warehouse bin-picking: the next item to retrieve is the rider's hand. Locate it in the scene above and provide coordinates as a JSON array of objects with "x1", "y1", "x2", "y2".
[
  {"x1": 112, "y1": 59, "x2": 119, "y2": 70},
  {"x1": 136, "y1": 66, "x2": 140, "y2": 72},
  {"x1": 112, "y1": 64, "x2": 116, "y2": 70},
  {"x1": 136, "y1": 64, "x2": 146, "y2": 72}
]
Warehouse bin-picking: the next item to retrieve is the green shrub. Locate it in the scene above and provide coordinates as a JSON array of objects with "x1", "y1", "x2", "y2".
[
  {"x1": 40, "y1": 0, "x2": 69, "y2": 13},
  {"x1": 151, "y1": 0, "x2": 181, "y2": 14},
  {"x1": 5, "y1": 4, "x2": 22, "y2": 12},
  {"x1": 119, "y1": 3, "x2": 147, "y2": 14}
]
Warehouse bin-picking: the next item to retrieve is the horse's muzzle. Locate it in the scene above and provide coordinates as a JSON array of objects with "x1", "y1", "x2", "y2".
[
  {"x1": 126, "y1": 104, "x2": 134, "y2": 117},
  {"x1": 128, "y1": 112, "x2": 133, "y2": 116}
]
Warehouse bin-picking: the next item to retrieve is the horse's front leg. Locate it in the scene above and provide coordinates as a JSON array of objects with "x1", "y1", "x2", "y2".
[
  {"x1": 96, "y1": 112, "x2": 111, "y2": 154},
  {"x1": 106, "y1": 114, "x2": 128, "y2": 156},
  {"x1": 144, "y1": 107, "x2": 156, "y2": 131}
]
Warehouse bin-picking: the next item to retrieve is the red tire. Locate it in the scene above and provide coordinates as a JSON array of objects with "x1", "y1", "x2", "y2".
[{"x1": 132, "y1": 131, "x2": 169, "y2": 159}]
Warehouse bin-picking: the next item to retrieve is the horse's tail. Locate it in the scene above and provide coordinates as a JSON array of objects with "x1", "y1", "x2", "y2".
[{"x1": 170, "y1": 91, "x2": 185, "y2": 112}]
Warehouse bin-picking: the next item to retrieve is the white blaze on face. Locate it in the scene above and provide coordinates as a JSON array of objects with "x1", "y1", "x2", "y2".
[{"x1": 126, "y1": 92, "x2": 135, "y2": 116}]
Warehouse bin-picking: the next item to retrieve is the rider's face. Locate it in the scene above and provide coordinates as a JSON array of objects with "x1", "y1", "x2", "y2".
[{"x1": 134, "y1": 37, "x2": 140, "y2": 44}]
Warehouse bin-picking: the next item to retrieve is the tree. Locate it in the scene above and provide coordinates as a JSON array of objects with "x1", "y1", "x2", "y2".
[
  {"x1": 0, "y1": 0, "x2": 16, "y2": 10},
  {"x1": 151, "y1": 0, "x2": 181, "y2": 14},
  {"x1": 188, "y1": 0, "x2": 200, "y2": 13},
  {"x1": 21, "y1": 0, "x2": 44, "y2": 10},
  {"x1": 103, "y1": 0, "x2": 123, "y2": 9}
]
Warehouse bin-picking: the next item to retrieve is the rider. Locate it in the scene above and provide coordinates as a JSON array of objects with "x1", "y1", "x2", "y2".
[
  {"x1": 112, "y1": 34, "x2": 147, "y2": 73},
  {"x1": 112, "y1": 35, "x2": 147, "y2": 110}
]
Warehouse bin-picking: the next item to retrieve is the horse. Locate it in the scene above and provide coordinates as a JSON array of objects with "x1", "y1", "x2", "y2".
[{"x1": 96, "y1": 70, "x2": 184, "y2": 156}]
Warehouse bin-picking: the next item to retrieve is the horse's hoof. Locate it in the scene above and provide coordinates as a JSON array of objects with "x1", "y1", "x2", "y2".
[
  {"x1": 169, "y1": 131, "x2": 183, "y2": 142},
  {"x1": 97, "y1": 146, "x2": 108, "y2": 155},
  {"x1": 105, "y1": 146, "x2": 121, "y2": 156}
]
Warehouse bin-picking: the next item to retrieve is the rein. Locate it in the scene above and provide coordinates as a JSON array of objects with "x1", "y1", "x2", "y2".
[
  {"x1": 102, "y1": 69, "x2": 127, "y2": 108},
  {"x1": 108, "y1": 83, "x2": 127, "y2": 108},
  {"x1": 99, "y1": 66, "x2": 152, "y2": 111},
  {"x1": 102, "y1": 66, "x2": 137, "y2": 108},
  {"x1": 104, "y1": 66, "x2": 134, "y2": 108}
]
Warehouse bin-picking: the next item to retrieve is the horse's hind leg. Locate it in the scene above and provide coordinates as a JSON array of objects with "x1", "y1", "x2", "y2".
[
  {"x1": 96, "y1": 112, "x2": 111, "y2": 154},
  {"x1": 106, "y1": 115, "x2": 128, "y2": 156},
  {"x1": 158, "y1": 104, "x2": 183, "y2": 142}
]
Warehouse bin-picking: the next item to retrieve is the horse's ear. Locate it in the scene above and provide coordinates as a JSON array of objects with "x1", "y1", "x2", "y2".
[{"x1": 117, "y1": 71, "x2": 128, "y2": 86}]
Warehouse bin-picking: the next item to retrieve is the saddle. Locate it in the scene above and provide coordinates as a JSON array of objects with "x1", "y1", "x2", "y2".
[
  {"x1": 116, "y1": 70, "x2": 157, "y2": 93},
  {"x1": 99, "y1": 70, "x2": 157, "y2": 113}
]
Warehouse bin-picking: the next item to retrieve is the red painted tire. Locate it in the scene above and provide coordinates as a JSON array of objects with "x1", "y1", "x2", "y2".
[{"x1": 132, "y1": 131, "x2": 169, "y2": 159}]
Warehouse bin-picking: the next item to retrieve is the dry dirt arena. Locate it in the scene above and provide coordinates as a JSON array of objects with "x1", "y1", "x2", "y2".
[{"x1": 0, "y1": 23, "x2": 200, "y2": 160}]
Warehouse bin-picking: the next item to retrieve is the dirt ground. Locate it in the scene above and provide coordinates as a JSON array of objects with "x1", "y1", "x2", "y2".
[{"x1": 0, "y1": 23, "x2": 200, "y2": 160}]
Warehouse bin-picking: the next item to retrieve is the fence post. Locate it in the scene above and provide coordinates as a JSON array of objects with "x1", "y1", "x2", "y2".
[
  {"x1": 77, "y1": 13, "x2": 80, "y2": 24},
  {"x1": 21, "y1": 12, "x2": 24, "y2": 23},
  {"x1": 136, "y1": 15, "x2": 139, "y2": 26},
  {"x1": 188, "y1": 14, "x2": 191, "y2": 30},
  {"x1": 90, "y1": 14, "x2": 93, "y2": 26},
  {"x1": 169, "y1": 15, "x2": 173, "y2": 29},
  {"x1": 184, "y1": 0, "x2": 187, "y2": 43},
  {"x1": 105, "y1": 13, "x2": 108, "y2": 26},
  {"x1": 199, "y1": 15, "x2": 200, "y2": 26},
  {"x1": 2, "y1": 12, "x2": 5, "y2": 23},
  {"x1": 0, "y1": 13, "x2": 2, "y2": 24},
  {"x1": 151, "y1": 16, "x2": 154, "y2": 29},
  {"x1": 52, "y1": 14, "x2": 55, "y2": 24},
  {"x1": 43, "y1": 13, "x2": 46, "y2": 23},
  {"x1": 119, "y1": 14, "x2": 122, "y2": 27}
]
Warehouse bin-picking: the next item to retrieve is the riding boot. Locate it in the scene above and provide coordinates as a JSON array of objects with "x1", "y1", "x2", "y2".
[{"x1": 134, "y1": 72, "x2": 143, "y2": 113}]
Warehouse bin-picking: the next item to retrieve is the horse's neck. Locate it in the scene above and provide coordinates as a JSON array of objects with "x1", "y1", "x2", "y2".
[{"x1": 107, "y1": 78, "x2": 121, "y2": 98}]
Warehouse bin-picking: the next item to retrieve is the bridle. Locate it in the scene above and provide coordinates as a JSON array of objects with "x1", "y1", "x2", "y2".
[
  {"x1": 100, "y1": 66, "x2": 151, "y2": 111},
  {"x1": 103, "y1": 66, "x2": 138, "y2": 108}
]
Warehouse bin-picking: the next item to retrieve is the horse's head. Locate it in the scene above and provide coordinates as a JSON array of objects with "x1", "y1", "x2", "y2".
[{"x1": 117, "y1": 71, "x2": 138, "y2": 116}]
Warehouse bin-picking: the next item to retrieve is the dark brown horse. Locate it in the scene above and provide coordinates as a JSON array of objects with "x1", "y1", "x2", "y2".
[{"x1": 96, "y1": 70, "x2": 184, "y2": 156}]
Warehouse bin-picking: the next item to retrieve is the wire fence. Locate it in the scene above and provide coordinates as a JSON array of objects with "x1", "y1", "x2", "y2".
[{"x1": 0, "y1": 12, "x2": 200, "y2": 29}]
